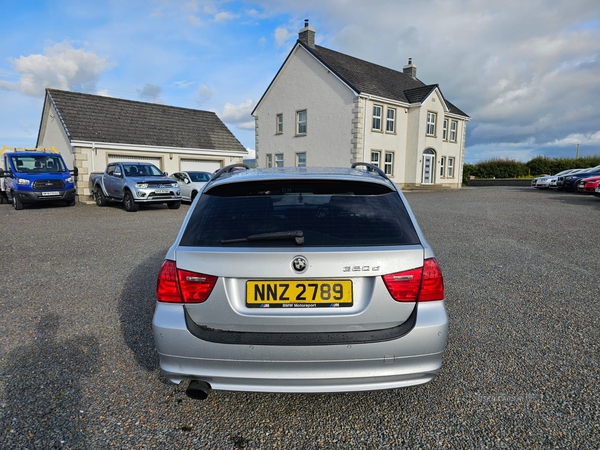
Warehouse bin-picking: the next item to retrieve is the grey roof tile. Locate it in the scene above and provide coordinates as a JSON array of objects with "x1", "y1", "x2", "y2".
[
  {"x1": 46, "y1": 89, "x2": 246, "y2": 152},
  {"x1": 302, "y1": 43, "x2": 469, "y2": 118}
]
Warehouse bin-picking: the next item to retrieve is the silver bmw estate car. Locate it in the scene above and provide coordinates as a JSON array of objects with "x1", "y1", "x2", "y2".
[{"x1": 153, "y1": 163, "x2": 448, "y2": 399}]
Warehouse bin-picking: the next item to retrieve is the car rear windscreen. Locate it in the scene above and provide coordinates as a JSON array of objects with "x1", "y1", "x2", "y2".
[{"x1": 180, "y1": 180, "x2": 420, "y2": 247}]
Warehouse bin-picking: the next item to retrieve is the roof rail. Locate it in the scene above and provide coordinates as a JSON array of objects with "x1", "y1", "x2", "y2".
[
  {"x1": 0, "y1": 145, "x2": 59, "y2": 155},
  {"x1": 209, "y1": 163, "x2": 250, "y2": 183},
  {"x1": 351, "y1": 162, "x2": 389, "y2": 180}
]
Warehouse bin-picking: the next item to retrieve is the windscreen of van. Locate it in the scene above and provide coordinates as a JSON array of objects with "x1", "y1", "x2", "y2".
[{"x1": 11, "y1": 156, "x2": 66, "y2": 173}]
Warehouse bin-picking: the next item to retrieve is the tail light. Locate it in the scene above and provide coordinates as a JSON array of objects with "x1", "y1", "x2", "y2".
[
  {"x1": 382, "y1": 258, "x2": 444, "y2": 302},
  {"x1": 157, "y1": 260, "x2": 217, "y2": 303}
]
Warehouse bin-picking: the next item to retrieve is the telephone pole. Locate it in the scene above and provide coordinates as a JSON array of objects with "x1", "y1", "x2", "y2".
[{"x1": 575, "y1": 143, "x2": 580, "y2": 159}]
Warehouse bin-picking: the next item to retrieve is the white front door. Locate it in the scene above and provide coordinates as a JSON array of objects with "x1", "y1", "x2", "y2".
[{"x1": 422, "y1": 154, "x2": 435, "y2": 184}]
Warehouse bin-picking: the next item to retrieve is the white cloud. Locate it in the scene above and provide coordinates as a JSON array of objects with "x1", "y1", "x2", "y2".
[
  {"x1": 0, "y1": 42, "x2": 110, "y2": 97},
  {"x1": 194, "y1": 84, "x2": 214, "y2": 106},
  {"x1": 185, "y1": 15, "x2": 203, "y2": 26},
  {"x1": 173, "y1": 80, "x2": 195, "y2": 89},
  {"x1": 221, "y1": 99, "x2": 255, "y2": 129},
  {"x1": 137, "y1": 84, "x2": 163, "y2": 103},
  {"x1": 250, "y1": 0, "x2": 600, "y2": 161},
  {"x1": 274, "y1": 26, "x2": 291, "y2": 47},
  {"x1": 214, "y1": 11, "x2": 237, "y2": 22}
]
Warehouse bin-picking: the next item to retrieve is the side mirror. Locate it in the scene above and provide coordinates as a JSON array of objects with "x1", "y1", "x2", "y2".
[{"x1": 163, "y1": 172, "x2": 169, "y2": 177}]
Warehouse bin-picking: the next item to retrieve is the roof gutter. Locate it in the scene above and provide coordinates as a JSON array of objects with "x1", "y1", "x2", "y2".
[{"x1": 70, "y1": 140, "x2": 248, "y2": 157}]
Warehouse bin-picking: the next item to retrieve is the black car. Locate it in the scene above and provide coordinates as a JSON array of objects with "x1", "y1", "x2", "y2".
[{"x1": 562, "y1": 166, "x2": 600, "y2": 192}]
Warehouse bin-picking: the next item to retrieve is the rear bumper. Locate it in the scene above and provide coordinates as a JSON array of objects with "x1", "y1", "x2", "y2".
[
  {"x1": 153, "y1": 301, "x2": 449, "y2": 393},
  {"x1": 14, "y1": 188, "x2": 76, "y2": 203}
]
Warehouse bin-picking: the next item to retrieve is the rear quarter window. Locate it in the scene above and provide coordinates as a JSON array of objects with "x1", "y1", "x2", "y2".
[{"x1": 180, "y1": 180, "x2": 420, "y2": 247}]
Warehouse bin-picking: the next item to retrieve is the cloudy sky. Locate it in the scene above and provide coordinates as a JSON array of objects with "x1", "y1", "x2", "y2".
[{"x1": 1, "y1": 0, "x2": 599, "y2": 163}]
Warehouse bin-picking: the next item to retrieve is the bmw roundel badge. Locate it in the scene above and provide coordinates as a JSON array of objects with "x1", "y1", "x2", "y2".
[{"x1": 292, "y1": 256, "x2": 308, "y2": 273}]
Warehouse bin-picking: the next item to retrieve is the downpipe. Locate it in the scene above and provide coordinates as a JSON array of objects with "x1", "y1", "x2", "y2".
[{"x1": 186, "y1": 380, "x2": 211, "y2": 400}]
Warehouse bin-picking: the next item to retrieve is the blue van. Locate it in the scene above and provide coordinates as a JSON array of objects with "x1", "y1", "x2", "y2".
[{"x1": 1, "y1": 149, "x2": 77, "y2": 210}]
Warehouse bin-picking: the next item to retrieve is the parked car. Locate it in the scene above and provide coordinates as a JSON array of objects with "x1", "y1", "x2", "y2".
[
  {"x1": 531, "y1": 174, "x2": 551, "y2": 189},
  {"x1": 553, "y1": 168, "x2": 585, "y2": 189},
  {"x1": 89, "y1": 162, "x2": 181, "y2": 212},
  {"x1": 595, "y1": 184, "x2": 600, "y2": 198},
  {"x1": 549, "y1": 170, "x2": 576, "y2": 189},
  {"x1": 153, "y1": 163, "x2": 448, "y2": 399},
  {"x1": 562, "y1": 166, "x2": 600, "y2": 192},
  {"x1": 576, "y1": 176, "x2": 600, "y2": 194},
  {"x1": 532, "y1": 169, "x2": 576, "y2": 189},
  {"x1": 538, "y1": 169, "x2": 583, "y2": 189},
  {"x1": 170, "y1": 171, "x2": 212, "y2": 202}
]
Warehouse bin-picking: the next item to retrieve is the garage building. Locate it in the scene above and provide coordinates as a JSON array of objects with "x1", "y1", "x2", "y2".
[{"x1": 36, "y1": 88, "x2": 248, "y2": 200}]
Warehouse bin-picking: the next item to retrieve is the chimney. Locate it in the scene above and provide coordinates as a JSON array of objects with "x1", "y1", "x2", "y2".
[
  {"x1": 403, "y1": 58, "x2": 417, "y2": 79},
  {"x1": 298, "y1": 19, "x2": 315, "y2": 48}
]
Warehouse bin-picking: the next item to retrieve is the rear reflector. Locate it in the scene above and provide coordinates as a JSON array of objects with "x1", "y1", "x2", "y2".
[
  {"x1": 157, "y1": 260, "x2": 217, "y2": 303},
  {"x1": 382, "y1": 258, "x2": 444, "y2": 302}
]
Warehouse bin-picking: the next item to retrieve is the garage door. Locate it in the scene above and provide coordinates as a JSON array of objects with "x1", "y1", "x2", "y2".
[
  {"x1": 108, "y1": 154, "x2": 162, "y2": 168},
  {"x1": 181, "y1": 158, "x2": 221, "y2": 173}
]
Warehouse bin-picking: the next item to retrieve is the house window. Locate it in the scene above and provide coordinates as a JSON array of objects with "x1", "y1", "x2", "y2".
[
  {"x1": 296, "y1": 110, "x2": 307, "y2": 135},
  {"x1": 266, "y1": 154, "x2": 273, "y2": 168},
  {"x1": 276, "y1": 114, "x2": 283, "y2": 134},
  {"x1": 296, "y1": 152, "x2": 306, "y2": 167},
  {"x1": 427, "y1": 112, "x2": 437, "y2": 136},
  {"x1": 450, "y1": 120, "x2": 458, "y2": 142},
  {"x1": 440, "y1": 156, "x2": 446, "y2": 177},
  {"x1": 370, "y1": 150, "x2": 381, "y2": 167},
  {"x1": 384, "y1": 152, "x2": 394, "y2": 176},
  {"x1": 372, "y1": 105, "x2": 382, "y2": 131},
  {"x1": 275, "y1": 153, "x2": 284, "y2": 167},
  {"x1": 386, "y1": 108, "x2": 396, "y2": 133},
  {"x1": 442, "y1": 119, "x2": 448, "y2": 141},
  {"x1": 447, "y1": 157, "x2": 455, "y2": 178}
]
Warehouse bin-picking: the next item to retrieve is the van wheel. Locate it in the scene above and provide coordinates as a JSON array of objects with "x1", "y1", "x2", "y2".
[
  {"x1": 95, "y1": 188, "x2": 107, "y2": 206},
  {"x1": 12, "y1": 192, "x2": 23, "y2": 210},
  {"x1": 167, "y1": 201, "x2": 181, "y2": 210},
  {"x1": 123, "y1": 191, "x2": 139, "y2": 212}
]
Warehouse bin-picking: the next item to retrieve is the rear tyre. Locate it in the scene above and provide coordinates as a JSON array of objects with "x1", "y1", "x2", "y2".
[
  {"x1": 95, "y1": 188, "x2": 107, "y2": 207},
  {"x1": 123, "y1": 191, "x2": 139, "y2": 212},
  {"x1": 167, "y1": 201, "x2": 181, "y2": 210},
  {"x1": 12, "y1": 192, "x2": 23, "y2": 210}
]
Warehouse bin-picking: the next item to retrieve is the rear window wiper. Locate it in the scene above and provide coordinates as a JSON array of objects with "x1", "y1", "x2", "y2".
[{"x1": 221, "y1": 230, "x2": 304, "y2": 245}]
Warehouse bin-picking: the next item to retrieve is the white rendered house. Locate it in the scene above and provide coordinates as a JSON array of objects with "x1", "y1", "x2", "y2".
[{"x1": 252, "y1": 21, "x2": 470, "y2": 188}]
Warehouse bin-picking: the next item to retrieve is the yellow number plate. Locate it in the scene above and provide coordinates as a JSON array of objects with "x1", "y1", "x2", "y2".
[{"x1": 246, "y1": 280, "x2": 353, "y2": 308}]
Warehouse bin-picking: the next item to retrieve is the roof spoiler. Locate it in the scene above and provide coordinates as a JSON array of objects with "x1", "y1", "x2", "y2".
[{"x1": 351, "y1": 162, "x2": 389, "y2": 180}]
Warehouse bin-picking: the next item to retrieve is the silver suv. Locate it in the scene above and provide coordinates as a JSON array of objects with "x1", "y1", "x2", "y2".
[{"x1": 153, "y1": 164, "x2": 448, "y2": 399}]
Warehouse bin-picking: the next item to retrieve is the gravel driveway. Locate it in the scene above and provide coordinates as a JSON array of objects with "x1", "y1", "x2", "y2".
[{"x1": 0, "y1": 188, "x2": 598, "y2": 449}]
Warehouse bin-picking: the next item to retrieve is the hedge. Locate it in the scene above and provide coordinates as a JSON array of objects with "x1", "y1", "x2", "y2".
[{"x1": 463, "y1": 155, "x2": 600, "y2": 184}]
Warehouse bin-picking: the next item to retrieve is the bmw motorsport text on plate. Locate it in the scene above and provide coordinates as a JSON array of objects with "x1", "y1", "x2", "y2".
[{"x1": 153, "y1": 164, "x2": 448, "y2": 399}]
